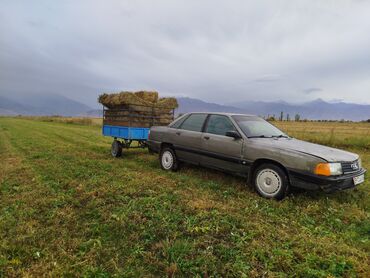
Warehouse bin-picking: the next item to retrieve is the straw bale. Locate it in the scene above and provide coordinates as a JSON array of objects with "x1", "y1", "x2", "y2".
[
  {"x1": 134, "y1": 91, "x2": 159, "y2": 103},
  {"x1": 156, "y1": 97, "x2": 178, "y2": 108},
  {"x1": 98, "y1": 91, "x2": 178, "y2": 109},
  {"x1": 100, "y1": 90, "x2": 178, "y2": 127}
]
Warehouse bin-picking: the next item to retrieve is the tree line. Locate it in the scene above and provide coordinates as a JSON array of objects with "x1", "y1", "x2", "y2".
[
  {"x1": 265, "y1": 112, "x2": 300, "y2": 122},
  {"x1": 264, "y1": 112, "x2": 370, "y2": 123}
]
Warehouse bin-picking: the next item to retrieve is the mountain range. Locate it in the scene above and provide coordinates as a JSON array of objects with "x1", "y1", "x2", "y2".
[
  {"x1": 0, "y1": 94, "x2": 93, "y2": 117},
  {"x1": 176, "y1": 97, "x2": 370, "y2": 121},
  {"x1": 0, "y1": 93, "x2": 369, "y2": 121}
]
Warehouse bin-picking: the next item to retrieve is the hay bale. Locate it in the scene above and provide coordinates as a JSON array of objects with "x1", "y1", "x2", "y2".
[
  {"x1": 134, "y1": 91, "x2": 159, "y2": 103},
  {"x1": 98, "y1": 91, "x2": 153, "y2": 108},
  {"x1": 156, "y1": 97, "x2": 178, "y2": 109},
  {"x1": 98, "y1": 91, "x2": 178, "y2": 109},
  {"x1": 100, "y1": 90, "x2": 178, "y2": 127}
]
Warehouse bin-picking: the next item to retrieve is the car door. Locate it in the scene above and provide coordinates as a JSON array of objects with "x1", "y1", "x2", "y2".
[
  {"x1": 201, "y1": 114, "x2": 245, "y2": 173},
  {"x1": 172, "y1": 113, "x2": 208, "y2": 164}
]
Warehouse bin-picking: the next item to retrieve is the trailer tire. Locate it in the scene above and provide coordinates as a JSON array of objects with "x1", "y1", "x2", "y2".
[
  {"x1": 111, "y1": 140, "x2": 122, "y2": 157},
  {"x1": 160, "y1": 147, "x2": 179, "y2": 171}
]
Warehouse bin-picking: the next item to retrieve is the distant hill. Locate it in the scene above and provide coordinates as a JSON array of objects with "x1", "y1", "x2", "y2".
[
  {"x1": 228, "y1": 98, "x2": 370, "y2": 121},
  {"x1": 0, "y1": 96, "x2": 30, "y2": 115},
  {"x1": 177, "y1": 97, "x2": 246, "y2": 114},
  {"x1": 1, "y1": 94, "x2": 369, "y2": 121},
  {"x1": 0, "y1": 93, "x2": 92, "y2": 116},
  {"x1": 175, "y1": 97, "x2": 370, "y2": 121}
]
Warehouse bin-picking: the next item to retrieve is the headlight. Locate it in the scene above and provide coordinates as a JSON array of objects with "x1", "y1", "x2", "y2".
[{"x1": 314, "y1": 162, "x2": 342, "y2": 176}]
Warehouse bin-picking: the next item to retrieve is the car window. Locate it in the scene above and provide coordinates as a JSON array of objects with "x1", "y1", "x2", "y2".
[
  {"x1": 179, "y1": 114, "x2": 207, "y2": 132},
  {"x1": 206, "y1": 115, "x2": 236, "y2": 136},
  {"x1": 170, "y1": 114, "x2": 188, "y2": 128}
]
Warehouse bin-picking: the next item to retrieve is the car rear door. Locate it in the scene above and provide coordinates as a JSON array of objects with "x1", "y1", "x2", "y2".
[
  {"x1": 172, "y1": 113, "x2": 208, "y2": 163},
  {"x1": 201, "y1": 114, "x2": 245, "y2": 173}
]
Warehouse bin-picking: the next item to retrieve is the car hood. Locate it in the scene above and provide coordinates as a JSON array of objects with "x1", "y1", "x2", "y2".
[{"x1": 260, "y1": 138, "x2": 358, "y2": 162}]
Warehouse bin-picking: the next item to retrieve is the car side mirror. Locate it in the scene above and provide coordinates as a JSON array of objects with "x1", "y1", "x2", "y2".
[{"x1": 225, "y1": 131, "x2": 242, "y2": 139}]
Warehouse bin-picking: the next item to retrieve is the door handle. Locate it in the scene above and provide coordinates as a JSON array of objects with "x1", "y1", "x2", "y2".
[
  {"x1": 204, "y1": 136, "x2": 210, "y2": 140},
  {"x1": 176, "y1": 131, "x2": 181, "y2": 135}
]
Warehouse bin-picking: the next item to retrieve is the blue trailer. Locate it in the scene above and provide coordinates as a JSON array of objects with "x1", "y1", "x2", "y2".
[{"x1": 102, "y1": 104, "x2": 174, "y2": 157}]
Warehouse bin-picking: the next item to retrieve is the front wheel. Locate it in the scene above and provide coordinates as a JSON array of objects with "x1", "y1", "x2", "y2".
[
  {"x1": 254, "y1": 163, "x2": 289, "y2": 200},
  {"x1": 160, "y1": 147, "x2": 179, "y2": 171},
  {"x1": 111, "y1": 140, "x2": 122, "y2": 157}
]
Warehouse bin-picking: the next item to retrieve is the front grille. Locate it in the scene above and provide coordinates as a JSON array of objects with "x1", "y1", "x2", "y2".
[{"x1": 341, "y1": 160, "x2": 360, "y2": 174}]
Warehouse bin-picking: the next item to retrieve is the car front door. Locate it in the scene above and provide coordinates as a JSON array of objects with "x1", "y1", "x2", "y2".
[
  {"x1": 201, "y1": 114, "x2": 245, "y2": 173},
  {"x1": 172, "y1": 113, "x2": 208, "y2": 164}
]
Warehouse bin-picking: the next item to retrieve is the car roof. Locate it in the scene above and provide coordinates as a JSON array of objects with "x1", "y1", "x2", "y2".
[{"x1": 185, "y1": 112, "x2": 257, "y2": 117}]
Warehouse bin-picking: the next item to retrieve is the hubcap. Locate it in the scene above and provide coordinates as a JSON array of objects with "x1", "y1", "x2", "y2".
[
  {"x1": 256, "y1": 169, "x2": 281, "y2": 196},
  {"x1": 161, "y1": 151, "x2": 174, "y2": 169}
]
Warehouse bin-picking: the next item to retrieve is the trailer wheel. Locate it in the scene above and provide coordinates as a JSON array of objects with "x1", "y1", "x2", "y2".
[{"x1": 111, "y1": 140, "x2": 122, "y2": 157}]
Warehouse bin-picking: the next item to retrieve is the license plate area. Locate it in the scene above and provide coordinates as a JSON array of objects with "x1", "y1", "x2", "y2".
[{"x1": 353, "y1": 174, "x2": 365, "y2": 185}]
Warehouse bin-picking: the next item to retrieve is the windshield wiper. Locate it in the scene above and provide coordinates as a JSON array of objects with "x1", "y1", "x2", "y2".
[
  {"x1": 248, "y1": 135, "x2": 272, "y2": 138},
  {"x1": 272, "y1": 134, "x2": 289, "y2": 138}
]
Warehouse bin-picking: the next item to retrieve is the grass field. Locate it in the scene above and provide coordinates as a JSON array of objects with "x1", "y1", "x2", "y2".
[{"x1": 0, "y1": 117, "x2": 369, "y2": 277}]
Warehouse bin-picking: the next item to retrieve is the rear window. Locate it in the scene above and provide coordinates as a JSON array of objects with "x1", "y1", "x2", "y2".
[{"x1": 179, "y1": 114, "x2": 207, "y2": 132}]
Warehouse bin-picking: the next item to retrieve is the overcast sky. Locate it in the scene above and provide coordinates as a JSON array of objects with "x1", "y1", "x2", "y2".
[{"x1": 1, "y1": 0, "x2": 370, "y2": 108}]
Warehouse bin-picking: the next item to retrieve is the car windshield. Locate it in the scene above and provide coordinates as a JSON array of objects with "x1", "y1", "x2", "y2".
[{"x1": 232, "y1": 115, "x2": 288, "y2": 138}]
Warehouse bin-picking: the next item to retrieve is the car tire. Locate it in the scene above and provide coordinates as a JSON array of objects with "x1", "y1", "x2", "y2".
[
  {"x1": 253, "y1": 163, "x2": 289, "y2": 200},
  {"x1": 111, "y1": 140, "x2": 123, "y2": 157},
  {"x1": 160, "y1": 147, "x2": 179, "y2": 171}
]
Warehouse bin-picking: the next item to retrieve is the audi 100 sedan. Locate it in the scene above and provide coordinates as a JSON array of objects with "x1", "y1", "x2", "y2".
[{"x1": 147, "y1": 112, "x2": 366, "y2": 200}]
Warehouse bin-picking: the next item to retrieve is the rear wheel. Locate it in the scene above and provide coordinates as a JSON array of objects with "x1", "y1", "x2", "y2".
[
  {"x1": 254, "y1": 163, "x2": 289, "y2": 200},
  {"x1": 160, "y1": 147, "x2": 179, "y2": 171},
  {"x1": 111, "y1": 140, "x2": 122, "y2": 157}
]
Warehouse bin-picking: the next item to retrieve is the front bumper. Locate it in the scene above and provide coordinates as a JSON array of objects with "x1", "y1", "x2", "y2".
[{"x1": 289, "y1": 168, "x2": 367, "y2": 193}]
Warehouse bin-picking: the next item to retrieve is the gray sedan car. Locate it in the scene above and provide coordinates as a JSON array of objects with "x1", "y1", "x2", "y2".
[{"x1": 147, "y1": 112, "x2": 366, "y2": 200}]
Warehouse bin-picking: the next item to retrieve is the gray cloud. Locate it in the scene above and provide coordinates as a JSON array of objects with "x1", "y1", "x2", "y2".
[
  {"x1": 1, "y1": 0, "x2": 370, "y2": 107},
  {"x1": 303, "y1": 88, "x2": 322, "y2": 94}
]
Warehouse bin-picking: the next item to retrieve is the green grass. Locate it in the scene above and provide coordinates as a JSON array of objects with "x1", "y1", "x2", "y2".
[{"x1": 0, "y1": 118, "x2": 369, "y2": 277}]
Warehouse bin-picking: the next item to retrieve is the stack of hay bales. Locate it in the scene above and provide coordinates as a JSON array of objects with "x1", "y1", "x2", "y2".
[{"x1": 98, "y1": 91, "x2": 178, "y2": 127}]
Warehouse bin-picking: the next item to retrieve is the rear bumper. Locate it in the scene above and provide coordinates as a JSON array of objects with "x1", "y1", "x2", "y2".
[
  {"x1": 147, "y1": 139, "x2": 161, "y2": 153},
  {"x1": 289, "y1": 168, "x2": 367, "y2": 193}
]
